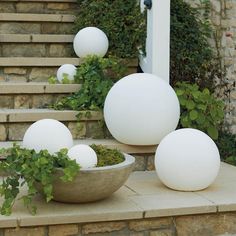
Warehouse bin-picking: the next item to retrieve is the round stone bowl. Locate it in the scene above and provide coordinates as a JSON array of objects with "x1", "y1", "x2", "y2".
[{"x1": 48, "y1": 153, "x2": 135, "y2": 203}]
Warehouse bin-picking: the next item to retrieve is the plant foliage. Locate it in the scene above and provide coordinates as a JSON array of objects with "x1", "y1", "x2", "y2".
[
  {"x1": 91, "y1": 144, "x2": 124, "y2": 167},
  {"x1": 0, "y1": 144, "x2": 79, "y2": 216},
  {"x1": 74, "y1": 0, "x2": 146, "y2": 58},
  {"x1": 216, "y1": 131, "x2": 236, "y2": 164},
  {"x1": 175, "y1": 82, "x2": 224, "y2": 140},
  {"x1": 170, "y1": 0, "x2": 222, "y2": 89},
  {"x1": 53, "y1": 55, "x2": 126, "y2": 111}
]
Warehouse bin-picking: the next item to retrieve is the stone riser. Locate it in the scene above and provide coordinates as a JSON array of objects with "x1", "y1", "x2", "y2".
[
  {"x1": 0, "y1": 94, "x2": 69, "y2": 109},
  {"x1": 0, "y1": 1, "x2": 78, "y2": 15},
  {"x1": 0, "y1": 22, "x2": 74, "y2": 34},
  {"x1": 0, "y1": 43, "x2": 75, "y2": 57},
  {"x1": 0, "y1": 66, "x2": 138, "y2": 82},
  {"x1": 0, "y1": 120, "x2": 110, "y2": 141}
]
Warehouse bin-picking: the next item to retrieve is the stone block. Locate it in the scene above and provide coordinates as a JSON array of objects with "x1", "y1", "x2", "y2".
[
  {"x1": 47, "y1": 3, "x2": 71, "y2": 10},
  {"x1": 5, "y1": 227, "x2": 45, "y2": 236},
  {"x1": 133, "y1": 155, "x2": 146, "y2": 171},
  {"x1": 68, "y1": 122, "x2": 86, "y2": 139},
  {"x1": 86, "y1": 121, "x2": 106, "y2": 139},
  {"x1": 31, "y1": 95, "x2": 54, "y2": 108},
  {"x1": 16, "y1": 3, "x2": 44, "y2": 13},
  {"x1": 0, "y1": 125, "x2": 7, "y2": 141},
  {"x1": 49, "y1": 44, "x2": 74, "y2": 57},
  {"x1": 5, "y1": 75, "x2": 27, "y2": 83},
  {"x1": 8, "y1": 123, "x2": 30, "y2": 141},
  {"x1": 175, "y1": 213, "x2": 236, "y2": 236},
  {"x1": 0, "y1": 3, "x2": 15, "y2": 13},
  {"x1": 129, "y1": 218, "x2": 172, "y2": 232},
  {"x1": 29, "y1": 68, "x2": 57, "y2": 82},
  {"x1": 4, "y1": 68, "x2": 27, "y2": 75},
  {"x1": 147, "y1": 155, "x2": 155, "y2": 171},
  {"x1": 149, "y1": 230, "x2": 173, "y2": 236},
  {"x1": 2, "y1": 44, "x2": 46, "y2": 57},
  {"x1": 82, "y1": 221, "x2": 126, "y2": 234},
  {"x1": 14, "y1": 95, "x2": 31, "y2": 109},
  {"x1": 48, "y1": 224, "x2": 79, "y2": 236},
  {"x1": 0, "y1": 23, "x2": 41, "y2": 34},
  {"x1": 41, "y1": 23, "x2": 74, "y2": 34},
  {"x1": 0, "y1": 95, "x2": 14, "y2": 108}
]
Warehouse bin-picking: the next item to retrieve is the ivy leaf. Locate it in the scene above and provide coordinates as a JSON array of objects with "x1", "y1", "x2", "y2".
[
  {"x1": 190, "y1": 110, "x2": 198, "y2": 120},
  {"x1": 207, "y1": 126, "x2": 218, "y2": 140}
]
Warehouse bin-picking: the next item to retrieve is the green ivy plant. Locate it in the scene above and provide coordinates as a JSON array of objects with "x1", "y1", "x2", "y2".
[
  {"x1": 175, "y1": 82, "x2": 224, "y2": 140},
  {"x1": 170, "y1": 0, "x2": 223, "y2": 89},
  {"x1": 53, "y1": 55, "x2": 127, "y2": 111},
  {"x1": 74, "y1": 0, "x2": 146, "y2": 58},
  {"x1": 216, "y1": 131, "x2": 236, "y2": 164},
  {"x1": 0, "y1": 144, "x2": 79, "y2": 216},
  {"x1": 0, "y1": 144, "x2": 125, "y2": 216}
]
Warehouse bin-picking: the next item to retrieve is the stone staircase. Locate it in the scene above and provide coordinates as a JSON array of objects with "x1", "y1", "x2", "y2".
[{"x1": 0, "y1": 0, "x2": 149, "y2": 170}]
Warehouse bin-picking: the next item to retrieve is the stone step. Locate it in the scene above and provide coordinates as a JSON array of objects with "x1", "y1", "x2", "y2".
[
  {"x1": 0, "y1": 139, "x2": 156, "y2": 171},
  {"x1": 0, "y1": 0, "x2": 78, "y2": 14},
  {"x1": 0, "y1": 108, "x2": 108, "y2": 141},
  {"x1": 0, "y1": 13, "x2": 75, "y2": 22},
  {"x1": 0, "y1": 82, "x2": 81, "y2": 109},
  {"x1": 0, "y1": 34, "x2": 75, "y2": 57},
  {"x1": 0, "y1": 58, "x2": 138, "y2": 82},
  {"x1": 0, "y1": 13, "x2": 75, "y2": 34},
  {"x1": 0, "y1": 34, "x2": 74, "y2": 43}
]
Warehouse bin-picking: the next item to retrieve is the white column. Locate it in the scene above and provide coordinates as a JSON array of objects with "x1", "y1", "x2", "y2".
[{"x1": 139, "y1": 0, "x2": 170, "y2": 83}]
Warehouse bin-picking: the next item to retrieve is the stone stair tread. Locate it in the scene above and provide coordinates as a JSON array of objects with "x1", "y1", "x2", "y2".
[
  {"x1": 0, "y1": 13, "x2": 75, "y2": 22},
  {"x1": 0, "y1": 34, "x2": 74, "y2": 43},
  {"x1": 0, "y1": 108, "x2": 103, "y2": 122},
  {"x1": 0, "y1": 139, "x2": 157, "y2": 156},
  {"x1": 0, "y1": 82, "x2": 81, "y2": 94},
  {"x1": 0, "y1": 57, "x2": 81, "y2": 66},
  {"x1": 5, "y1": 0, "x2": 76, "y2": 2}
]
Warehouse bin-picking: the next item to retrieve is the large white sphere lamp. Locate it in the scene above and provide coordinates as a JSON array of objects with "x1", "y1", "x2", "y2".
[
  {"x1": 23, "y1": 119, "x2": 73, "y2": 154},
  {"x1": 104, "y1": 73, "x2": 180, "y2": 145},
  {"x1": 73, "y1": 27, "x2": 109, "y2": 58},
  {"x1": 68, "y1": 144, "x2": 97, "y2": 168},
  {"x1": 155, "y1": 128, "x2": 221, "y2": 191},
  {"x1": 57, "y1": 64, "x2": 76, "y2": 83}
]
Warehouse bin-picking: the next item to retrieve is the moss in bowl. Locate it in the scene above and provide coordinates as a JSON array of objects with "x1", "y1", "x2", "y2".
[{"x1": 0, "y1": 144, "x2": 134, "y2": 215}]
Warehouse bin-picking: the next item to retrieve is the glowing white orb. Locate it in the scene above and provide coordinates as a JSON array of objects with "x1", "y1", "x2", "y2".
[
  {"x1": 57, "y1": 64, "x2": 76, "y2": 83},
  {"x1": 104, "y1": 73, "x2": 180, "y2": 145},
  {"x1": 155, "y1": 128, "x2": 221, "y2": 191},
  {"x1": 68, "y1": 144, "x2": 97, "y2": 168},
  {"x1": 23, "y1": 119, "x2": 73, "y2": 154},
  {"x1": 73, "y1": 27, "x2": 109, "y2": 58}
]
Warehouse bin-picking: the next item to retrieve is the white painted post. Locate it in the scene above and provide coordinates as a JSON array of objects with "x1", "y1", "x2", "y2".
[{"x1": 139, "y1": 0, "x2": 170, "y2": 83}]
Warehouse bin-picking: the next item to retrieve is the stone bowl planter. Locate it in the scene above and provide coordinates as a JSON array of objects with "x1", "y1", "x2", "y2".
[{"x1": 47, "y1": 153, "x2": 135, "y2": 203}]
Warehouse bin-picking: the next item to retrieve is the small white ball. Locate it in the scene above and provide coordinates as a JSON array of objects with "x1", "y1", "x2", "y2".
[
  {"x1": 57, "y1": 64, "x2": 77, "y2": 83},
  {"x1": 104, "y1": 73, "x2": 180, "y2": 145},
  {"x1": 68, "y1": 144, "x2": 97, "y2": 168},
  {"x1": 73, "y1": 27, "x2": 109, "y2": 58},
  {"x1": 23, "y1": 119, "x2": 73, "y2": 154},
  {"x1": 155, "y1": 128, "x2": 221, "y2": 191}
]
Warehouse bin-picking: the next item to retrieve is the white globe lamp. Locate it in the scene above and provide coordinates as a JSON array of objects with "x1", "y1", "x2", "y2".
[
  {"x1": 155, "y1": 128, "x2": 221, "y2": 191},
  {"x1": 23, "y1": 119, "x2": 73, "y2": 154},
  {"x1": 68, "y1": 144, "x2": 97, "y2": 168},
  {"x1": 104, "y1": 73, "x2": 180, "y2": 145},
  {"x1": 73, "y1": 27, "x2": 109, "y2": 58},
  {"x1": 57, "y1": 64, "x2": 76, "y2": 83}
]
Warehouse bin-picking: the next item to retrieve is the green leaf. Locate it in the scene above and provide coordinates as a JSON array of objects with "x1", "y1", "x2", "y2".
[
  {"x1": 186, "y1": 100, "x2": 195, "y2": 110},
  {"x1": 189, "y1": 110, "x2": 198, "y2": 120},
  {"x1": 207, "y1": 126, "x2": 218, "y2": 140}
]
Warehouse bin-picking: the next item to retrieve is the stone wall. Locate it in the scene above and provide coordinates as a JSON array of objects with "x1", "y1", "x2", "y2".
[
  {"x1": 2, "y1": 212, "x2": 236, "y2": 236},
  {"x1": 185, "y1": 0, "x2": 236, "y2": 134}
]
